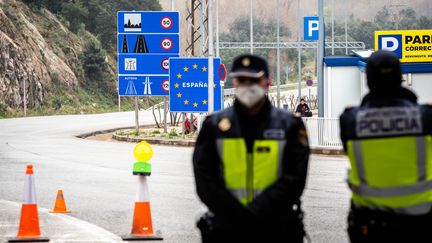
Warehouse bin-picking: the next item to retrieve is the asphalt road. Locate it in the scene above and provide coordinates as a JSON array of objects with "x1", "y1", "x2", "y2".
[{"x1": 0, "y1": 111, "x2": 350, "y2": 243}]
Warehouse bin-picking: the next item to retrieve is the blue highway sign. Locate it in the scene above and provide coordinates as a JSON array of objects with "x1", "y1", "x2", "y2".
[
  {"x1": 118, "y1": 34, "x2": 179, "y2": 54},
  {"x1": 118, "y1": 54, "x2": 179, "y2": 75},
  {"x1": 117, "y1": 12, "x2": 179, "y2": 34},
  {"x1": 119, "y1": 76, "x2": 169, "y2": 96},
  {"x1": 169, "y1": 58, "x2": 222, "y2": 112},
  {"x1": 117, "y1": 11, "x2": 180, "y2": 97}
]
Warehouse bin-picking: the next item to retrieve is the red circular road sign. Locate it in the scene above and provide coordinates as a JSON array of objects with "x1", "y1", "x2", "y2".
[
  {"x1": 306, "y1": 79, "x2": 314, "y2": 87},
  {"x1": 161, "y1": 38, "x2": 173, "y2": 50},
  {"x1": 161, "y1": 58, "x2": 169, "y2": 70},
  {"x1": 218, "y1": 64, "x2": 227, "y2": 81},
  {"x1": 160, "y1": 16, "x2": 173, "y2": 29},
  {"x1": 161, "y1": 80, "x2": 169, "y2": 92}
]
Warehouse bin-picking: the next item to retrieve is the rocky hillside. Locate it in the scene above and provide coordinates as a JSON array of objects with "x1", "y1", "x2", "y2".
[{"x1": 0, "y1": 0, "x2": 84, "y2": 113}]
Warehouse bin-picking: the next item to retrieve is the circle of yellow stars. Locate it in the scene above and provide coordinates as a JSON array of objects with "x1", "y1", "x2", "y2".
[{"x1": 173, "y1": 63, "x2": 216, "y2": 109}]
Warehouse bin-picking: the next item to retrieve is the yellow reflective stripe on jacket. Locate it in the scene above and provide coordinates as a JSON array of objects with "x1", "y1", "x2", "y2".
[
  {"x1": 347, "y1": 135, "x2": 432, "y2": 214},
  {"x1": 253, "y1": 140, "x2": 282, "y2": 193},
  {"x1": 217, "y1": 138, "x2": 247, "y2": 190},
  {"x1": 217, "y1": 138, "x2": 284, "y2": 205}
]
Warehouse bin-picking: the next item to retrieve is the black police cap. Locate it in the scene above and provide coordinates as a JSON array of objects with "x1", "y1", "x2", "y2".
[
  {"x1": 366, "y1": 50, "x2": 402, "y2": 92},
  {"x1": 230, "y1": 54, "x2": 269, "y2": 79}
]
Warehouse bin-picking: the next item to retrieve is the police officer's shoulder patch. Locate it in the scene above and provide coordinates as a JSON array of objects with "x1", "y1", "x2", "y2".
[{"x1": 218, "y1": 117, "x2": 231, "y2": 132}]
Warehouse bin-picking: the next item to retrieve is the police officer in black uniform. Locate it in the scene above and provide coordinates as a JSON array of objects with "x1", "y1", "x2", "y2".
[
  {"x1": 193, "y1": 54, "x2": 309, "y2": 243},
  {"x1": 340, "y1": 51, "x2": 432, "y2": 243}
]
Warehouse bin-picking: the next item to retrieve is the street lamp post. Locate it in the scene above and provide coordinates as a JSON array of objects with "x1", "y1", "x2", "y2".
[{"x1": 208, "y1": 0, "x2": 215, "y2": 114}]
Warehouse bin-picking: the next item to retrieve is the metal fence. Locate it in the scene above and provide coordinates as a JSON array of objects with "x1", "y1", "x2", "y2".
[{"x1": 302, "y1": 117, "x2": 343, "y2": 149}]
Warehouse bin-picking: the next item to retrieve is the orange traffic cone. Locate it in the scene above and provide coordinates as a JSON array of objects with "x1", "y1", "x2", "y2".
[
  {"x1": 49, "y1": 189, "x2": 71, "y2": 213},
  {"x1": 122, "y1": 176, "x2": 163, "y2": 241},
  {"x1": 8, "y1": 165, "x2": 49, "y2": 242}
]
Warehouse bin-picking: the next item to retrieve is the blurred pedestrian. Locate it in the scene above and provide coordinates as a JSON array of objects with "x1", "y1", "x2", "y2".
[{"x1": 295, "y1": 99, "x2": 311, "y2": 117}]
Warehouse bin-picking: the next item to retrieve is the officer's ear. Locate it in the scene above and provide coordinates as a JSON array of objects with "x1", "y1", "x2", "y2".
[
  {"x1": 263, "y1": 78, "x2": 271, "y2": 90},
  {"x1": 232, "y1": 78, "x2": 239, "y2": 88}
]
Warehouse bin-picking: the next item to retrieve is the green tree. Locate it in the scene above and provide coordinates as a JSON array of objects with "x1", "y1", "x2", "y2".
[
  {"x1": 80, "y1": 41, "x2": 107, "y2": 83},
  {"x1": 61, "y1": 1, "x2": 88, "y2": 33}
]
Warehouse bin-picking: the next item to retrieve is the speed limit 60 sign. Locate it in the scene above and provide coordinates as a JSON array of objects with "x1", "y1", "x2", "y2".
[{"x1": 118, "y1": 11, "x2": 180, "y2": 97}]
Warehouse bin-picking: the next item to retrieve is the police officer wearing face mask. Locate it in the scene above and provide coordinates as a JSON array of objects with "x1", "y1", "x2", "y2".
[
  {"x1": 340, "y1": 50, "x2": 432, "y2": 243},
  {"x1": 193, "y1": 54, "x2": 310, "y2": 243}
]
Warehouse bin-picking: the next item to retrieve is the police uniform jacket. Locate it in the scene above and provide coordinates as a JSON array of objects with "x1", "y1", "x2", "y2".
[
  {"x1": 193, "y1": 99, "x2": 309, "y2": 234},
  {"x1": 340, "y1": 87, "x2": 432, "y2": 214}
]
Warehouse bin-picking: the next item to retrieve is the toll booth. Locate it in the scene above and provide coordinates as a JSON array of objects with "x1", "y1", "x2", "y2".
[{"x1": 323, "y1": 55, "x2": 432, "y2": 118}]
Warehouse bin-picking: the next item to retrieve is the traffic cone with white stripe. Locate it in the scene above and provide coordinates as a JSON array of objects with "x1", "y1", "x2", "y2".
[
  {"x1": 8, "y1": 165, "x2": 49, "y2": 242},
  {"x1": 49, "y1": 189, "x2": 71, "y2": 213},
  {"x1": 122, "y1": 176, "x2": 163, "y2": 241}
]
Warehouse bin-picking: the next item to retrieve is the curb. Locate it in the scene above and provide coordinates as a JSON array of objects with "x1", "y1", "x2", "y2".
[
  {"x1": 112, "y1": 133, "x2": 196, "y2": 147},
  {"x1": 79, "y1": 128, "x2": 345, "y2": 156},
  {"x1": 112, "y1": 133, "x2": 345, "y2": 155},
  {"x1": 76, "y1": 125, "x2": 155, "y2": 139}
]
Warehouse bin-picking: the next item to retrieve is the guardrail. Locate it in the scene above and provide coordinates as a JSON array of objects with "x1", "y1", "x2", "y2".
[
  {"x1": 302, "y1": 117, "x2": 343, "y2": 149},
  {"x1": 224, "y1": 82, "x2": 308, "y2": 96}
]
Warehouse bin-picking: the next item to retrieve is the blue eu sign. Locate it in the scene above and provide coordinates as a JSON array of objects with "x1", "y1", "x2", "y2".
[
  {"x1": 117, "y1": 11, "x2": 179, "y2": 96},
  {"x1": 169, "y1": 58, "x2": 222, "y2": 112},
  {"x1": 304, "y1": 16, "x2": 319, "y2": 41}
]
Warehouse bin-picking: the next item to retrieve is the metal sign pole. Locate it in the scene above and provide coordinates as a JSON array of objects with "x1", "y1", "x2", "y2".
[
  {"x1": 208, "y1": 0, "x2": 215, "y2": 114},
  {"x1": 182, "y1": 113, "x2": 185, "y2": 139},
  {"x1": 135, "y1": 97, "x2": 139, "y2": 135},
  {"x1": 317, "y1": 0, "x2": 325, "y2": 117},
  {"x1": 345, "y1": 0, "x2": 348, "y2": 55},
  {"x1": 331, "y1": 0, "x2": 335, "y2": 55},
  {"x1": 23, "y1": 79, "x2": 27, "y2": 117},
  {"x1": 250, "y1": 0, "x2": 253, "y2": 54},
  {"x1": 297, "y1": 0, "x2": 302, "y2": 102},
  {"x1": 164, "y1": 0, "x2": 174, "y2": 134},
  {"x1": 164, "y1": 98, "x2": 168, "y2": 133},
  {"x1": 216, "y1": 0, "x2": 220, "y2": 57},
  {"x1": 276, "y1": 0, "x2": 281, "y2": 108}
]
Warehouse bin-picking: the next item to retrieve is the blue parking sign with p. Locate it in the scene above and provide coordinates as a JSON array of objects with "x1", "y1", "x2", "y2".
[
  {"x1": 304, "y1": 16, "x2": 319, "y2": 41},
  {"x1": 377, "y1": 35, "x2": 403, "y2": 58}
]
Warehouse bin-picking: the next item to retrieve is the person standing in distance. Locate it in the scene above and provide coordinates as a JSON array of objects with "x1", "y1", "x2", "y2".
[
  {"x1": 340, "y1": 50, "x2": 432, "y2": 243},
  {"x1": 193, "y1": 54, "x2": 310, "y2": 243}
]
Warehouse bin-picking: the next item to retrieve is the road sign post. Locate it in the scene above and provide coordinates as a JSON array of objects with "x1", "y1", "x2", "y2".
[
  {"x1": 317, "y1": 0, "x2": 325, "y2": 117},
  {"x1": 306, "y1": 79, "x2": 314, "y2": 108},
  {"x1": 208, "y1": 0, "x2": 214, "y2": 114}
]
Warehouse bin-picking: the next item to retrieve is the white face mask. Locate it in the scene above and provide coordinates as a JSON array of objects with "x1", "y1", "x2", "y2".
[{"x1": 235, "y1": 84, "x2": 266, "y2": 108}]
